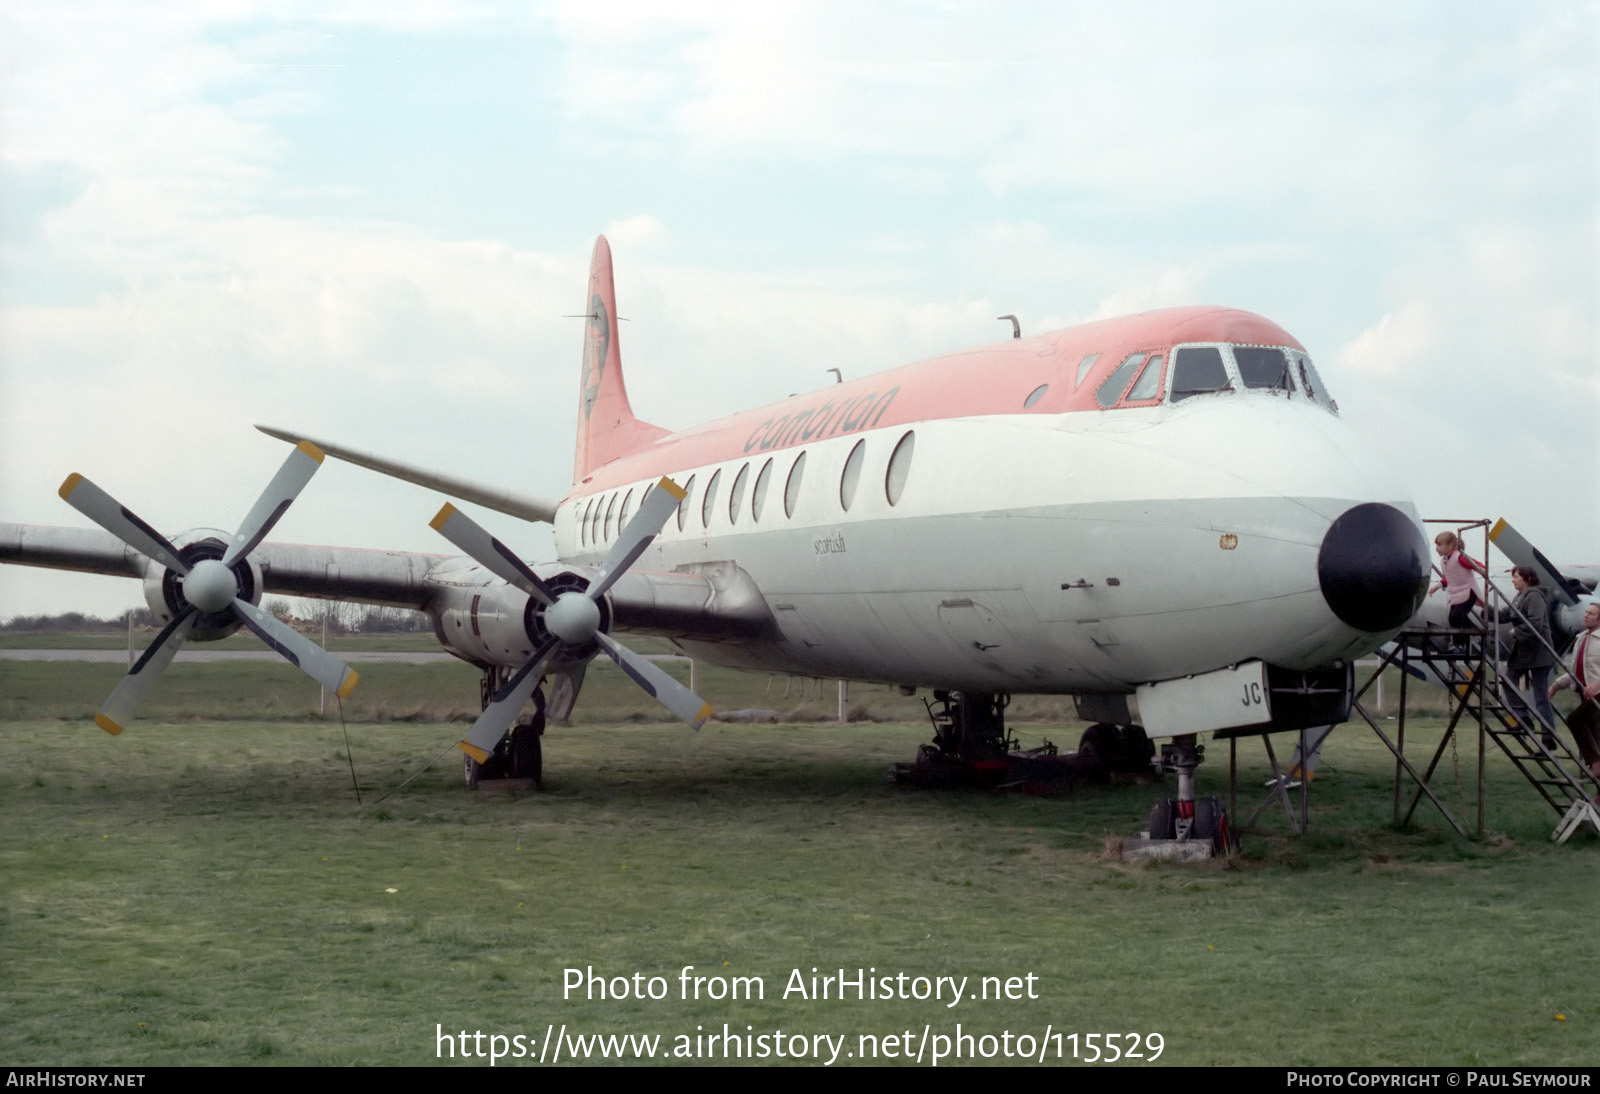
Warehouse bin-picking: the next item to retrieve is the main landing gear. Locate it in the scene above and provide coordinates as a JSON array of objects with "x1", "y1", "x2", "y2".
[
  {"x1": 890, "y1": 690, "x2": 1154, "y2": 791},
  {"x1": 891, "y1": 693, "x2": 1235, "y2": 854},
  {"x1": 464, "y1": 668, "x2": 546, "y2": 788},
  {"x1": 1139, "y1": 734, "x2": 1236, "y2": 857}
]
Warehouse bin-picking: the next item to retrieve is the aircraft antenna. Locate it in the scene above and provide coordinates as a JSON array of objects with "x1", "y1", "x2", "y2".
[{"x1": 998, "y1": 314, "x2": 1021, "y2": 339}]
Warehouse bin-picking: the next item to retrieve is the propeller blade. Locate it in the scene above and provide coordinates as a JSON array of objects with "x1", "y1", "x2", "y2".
[
  {"x1": 1489, "y1": 519, "x2": 1579, "y2": 606},
  {"x1": 230, "y1": 598, "x2": 360, "y2": 697},
  {"x1": 459, "y1": 638, "x2": 559, "y2": 763},
  {"x1": 589, "y1": 477, "x2": 686, "y2": 601},
  {"x1": 430, "y1": 503, "x2": 556, "y2": 606},
  {"x1": 222, "y1": 441, "x2": 324, "y2": 567},
  {"x1": 595, "y1": 633, "x2": 712, "y2": 730},
  {"x1": 96, "y1": 608, "x2": 198, "y2": 735},
  {"x1": 58, "y1": 474, "x2": 190, "y2": 575}
]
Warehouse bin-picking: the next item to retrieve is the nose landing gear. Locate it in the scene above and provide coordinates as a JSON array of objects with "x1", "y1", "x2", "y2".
[{"x1": 1135, "y1": 735, "x2": 1236, "y2": 858}]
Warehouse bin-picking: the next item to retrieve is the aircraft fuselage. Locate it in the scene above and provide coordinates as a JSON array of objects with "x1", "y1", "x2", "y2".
[{"x1": 549, "y1": 307, "x2": 1427, "y2": 695}]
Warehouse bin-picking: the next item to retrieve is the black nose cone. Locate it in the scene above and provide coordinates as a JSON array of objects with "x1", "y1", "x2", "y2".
[{"x1": 1317, "y1": 503, "x2": 1429, "y2": 632}]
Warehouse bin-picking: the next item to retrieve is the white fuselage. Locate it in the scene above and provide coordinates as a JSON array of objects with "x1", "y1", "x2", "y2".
[{"x1": 551, "y1": 390, "x2": 1419, "y2": 694}]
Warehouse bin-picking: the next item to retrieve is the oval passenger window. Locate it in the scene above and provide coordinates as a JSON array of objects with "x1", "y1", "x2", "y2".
[
  {"x1": 752, "y1": 459, "x2": 773, "y2": 522},
  {"x1": 886, "y1": 431, "x2": 915, "y2": 506},
  {"x1": 702, "y1": 468, "x2": 722, "y2": 529},
  {"x1": 729, "y1": 464, "x2": 750, "y2": 523},
  {"x1": 784, "y1": 452, "x2": 807, "y2": 518},
  {"x1": 840, "y1": 440, "x2": 865, "y2": 511}
]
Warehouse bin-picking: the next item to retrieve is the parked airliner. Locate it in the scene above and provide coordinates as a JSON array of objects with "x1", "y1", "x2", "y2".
[{"x1": 0, "y1": 236, "x2": 1433, "y2": 839}]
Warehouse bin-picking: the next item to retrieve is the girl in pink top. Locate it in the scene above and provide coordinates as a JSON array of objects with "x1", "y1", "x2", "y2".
[{"x1": 1430, "y1": 531, "x2": 1486, "y2": 630}]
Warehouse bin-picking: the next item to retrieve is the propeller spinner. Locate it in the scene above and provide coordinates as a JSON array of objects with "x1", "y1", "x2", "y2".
[
  {"x1": 58, "y1": 441, "x2": 359, "y2": 734},
  {"x1": 431, "y1": 476, "x2": 711, "y2": 764}
]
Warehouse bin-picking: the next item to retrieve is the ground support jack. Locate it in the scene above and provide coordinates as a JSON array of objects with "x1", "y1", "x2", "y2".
[
  {"x1": 890, "y1": 691, "x2": 1151, "y2": 793},
  {"x1": 1123, "y1": 735, "x2": 1236, "y2": 861}
]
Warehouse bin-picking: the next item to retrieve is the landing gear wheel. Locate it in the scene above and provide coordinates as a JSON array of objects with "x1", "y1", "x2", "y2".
[
  {"x1": 1148, "y1": 798, "x2": 1176, "y2": 840},
  {"x1": 1192, "y1": 796, "x2": 1234, "y2": 853},
  {"x1": 508, "y1": 721, "x2": 543, "y2": 787},
  {"x1": 463, "y1": 752, "x2": 484, "y2": 787},
  {"x1": 1120, "y1": 725, "x2": 1155, "y2": 771},
  {"x1": 1078, "y1": 723, "x2": 1119, "y2": 776}
]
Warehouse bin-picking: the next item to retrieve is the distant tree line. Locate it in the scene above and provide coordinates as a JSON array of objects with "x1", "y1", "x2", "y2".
[
  {"x1": 4, "y1": 601, "x2": 432, "y2": 634},
  {"x1": 273, "y1": 599, "x2": 434, "y2": 634},
  {"x1": 1, "y1": 609, "x2": 159, "y2": 631}
]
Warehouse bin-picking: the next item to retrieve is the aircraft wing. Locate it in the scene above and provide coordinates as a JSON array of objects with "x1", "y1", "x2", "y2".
[
  {"x1": 0, "y1": 524, "x2": 146, "y2": 581},
  {"x1": 0, "y1": 522, "x2": 773, "y2": 642},
  {"x1": 1, "y1": 523, "x2": 446, "y2": 610}
]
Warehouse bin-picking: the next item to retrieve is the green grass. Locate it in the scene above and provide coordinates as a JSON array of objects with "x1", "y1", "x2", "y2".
[
  {"x1": 0, "y1": 654, "x2": 1088, "y2": 728},
  {"x1": 0, "y1": 661, "x2": 1595, "y2": 1067}
]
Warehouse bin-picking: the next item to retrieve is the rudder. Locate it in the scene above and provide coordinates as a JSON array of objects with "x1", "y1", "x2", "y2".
[{"x1": 574, "y1": 236, "x2": 669, "y2": 483}]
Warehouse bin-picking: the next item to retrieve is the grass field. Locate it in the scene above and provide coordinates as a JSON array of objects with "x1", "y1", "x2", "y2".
[{"x1": 1, "y1": 657, "x2": 1595, "y2": 1067}]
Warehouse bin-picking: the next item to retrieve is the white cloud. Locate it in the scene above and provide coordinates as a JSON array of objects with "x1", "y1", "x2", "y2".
[
  {"x1": 2, "y1": 0, "x2": 1596, "y2": 620},
  {"x1": 1338, "y1": 303, "x2": 1436, "y2": 378}
]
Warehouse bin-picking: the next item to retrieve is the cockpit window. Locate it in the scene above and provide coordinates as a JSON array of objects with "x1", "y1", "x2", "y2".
[
  {"x1": 1074, "y1": 353, "x2": 1100, "y2": 390},
  {"x1": 1125, "y1": 354, "x2": 1165, "y2": 402},
  {"x1": 1169, "y1": 347, "x2": 1231, "y2": 402},
  {"x1": 1165, "y1": 343, "x2": 1337, "y2": 415},
  {"x1": 1294, "y1": 353, "x2": 1338, "y2": 413},
  {"x1": 1235, "y1": 347, "x2": 1292, "y2": 393},
  {"x1": 1096, "y1": 353, "x2": 1146, "y2": 408}
]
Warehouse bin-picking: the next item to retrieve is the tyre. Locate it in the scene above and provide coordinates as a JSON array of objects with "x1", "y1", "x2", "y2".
[
  {"x1": 1192, "y1": 796, "x2": 1234, "y2": 853},
  {"x1": 1079, "y1": 724, "x2": 1118, "y2": 774},
  {"x1": 1119, "y1": 725, "x2": 1155, "y2": 771},
  {"x1": 1147, "y1": 798, "x2": 1176, "y2": 840},
  {"x1": 508, "y1": 721, "x2": 543, "y2": 786}
]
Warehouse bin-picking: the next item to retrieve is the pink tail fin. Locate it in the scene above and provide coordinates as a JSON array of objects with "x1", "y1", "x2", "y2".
[{"x1": 573, "y1": 236, "x2": 670, "y2": 484}]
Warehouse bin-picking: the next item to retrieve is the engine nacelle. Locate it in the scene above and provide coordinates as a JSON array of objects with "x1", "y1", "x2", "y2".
[
  {"x1": 140, "y1": 528, "x2": 265, "y2": 643},
  {"x1": 430, "y1": 566, "x2": 609, "y2": 669}
]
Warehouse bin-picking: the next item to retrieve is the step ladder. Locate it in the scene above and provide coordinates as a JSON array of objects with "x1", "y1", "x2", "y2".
[{"x1": 1377, "y1": 630, "x2": 1599, "y2": 842}]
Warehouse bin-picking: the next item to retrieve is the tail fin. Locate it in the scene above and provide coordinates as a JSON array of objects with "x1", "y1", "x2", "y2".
[{"x1": 573, "y1": 236, "x2": 670, "y2": 483}]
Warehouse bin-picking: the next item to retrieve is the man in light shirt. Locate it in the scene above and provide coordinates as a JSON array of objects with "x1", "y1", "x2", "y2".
[{"x1": 1550, "y1": 601, "x2": 1600, "y2": 780}]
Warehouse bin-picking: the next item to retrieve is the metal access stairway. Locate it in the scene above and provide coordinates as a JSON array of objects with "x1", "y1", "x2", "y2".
[{"x1": 1357, "y1": 617, "x2": 1599, "y2": 843}]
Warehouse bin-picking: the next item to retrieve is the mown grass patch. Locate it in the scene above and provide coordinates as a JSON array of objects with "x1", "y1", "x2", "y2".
[{"x1": 1, "y1": 688, "x2": 1594, "y2": 1066}]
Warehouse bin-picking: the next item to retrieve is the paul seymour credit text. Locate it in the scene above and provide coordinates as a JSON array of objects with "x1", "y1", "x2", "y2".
[{"x1": 433, "y1": 966, "x2": 1167, "y2": 1065}]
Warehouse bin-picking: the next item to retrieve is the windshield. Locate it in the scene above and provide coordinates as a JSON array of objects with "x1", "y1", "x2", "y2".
[{"x1": 1165, "y1": 343, "x2": 1338, "y2": 414}]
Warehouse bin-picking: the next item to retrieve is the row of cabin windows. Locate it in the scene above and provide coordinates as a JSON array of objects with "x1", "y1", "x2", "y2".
[
  {"x1": 1018, "y1": 344, "x2": 1337, "y2": 414},
  {"x1": 577, "y1": 430, "x2": 917, "y2": 548}
]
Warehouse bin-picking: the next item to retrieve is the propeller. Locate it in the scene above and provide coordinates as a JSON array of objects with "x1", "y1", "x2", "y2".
[
  {"x1": 430, "y1": 476, "x2": 711, "y2": 763},
  {"x1": 59, "y1": 441, "x2": 359, "y2": 734},
  {"x1": 1488, "y1": 517, "x2": 1594, "y2": 654},
  {"x1": 1488, "y1": 518, "x2": 1581, "y2": 606}
]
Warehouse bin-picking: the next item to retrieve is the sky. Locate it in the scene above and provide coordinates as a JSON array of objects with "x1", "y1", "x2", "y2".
[{"x1": 1, "y1": 0, "x2": 1596, "y2": 621}]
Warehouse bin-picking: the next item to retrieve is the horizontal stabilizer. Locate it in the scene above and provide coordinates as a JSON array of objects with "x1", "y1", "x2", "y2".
[{"x1": 256, "y1": 425, "x2": 559, "y2": 524}]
